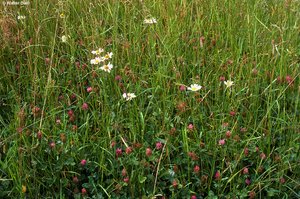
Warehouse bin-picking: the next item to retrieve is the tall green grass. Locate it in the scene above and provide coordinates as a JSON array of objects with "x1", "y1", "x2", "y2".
[{"x1": 0, "y1": 0, "x2": 299, "y2": 198}]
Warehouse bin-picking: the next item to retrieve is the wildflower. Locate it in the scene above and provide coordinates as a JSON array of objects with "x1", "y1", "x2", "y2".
[
  {"x1": 229, "y1": 111, "x2": 236, "y2": 116},
  {"x1": 123, "y1": 177, "x2": 129, "y2": 183},
  {"x1": 81, "y1": 188, "x2": 87, "y2": 195},
  {"x1": 280, "y1": 177, "x2": 286, "y2": 184},
  {"x1": 122, "y1": 93, "x2": 136, "y2": 101},
  {"x1": 222, "y1": 122, "x2": 229, "y2": 128},
  {"x1": 90, "y1": 56, "x2": 105, "y2": 65},
  {"x1": 276, "y1": 76, "x2": 282, "y2": 84},
  {"x1": 188, "y1": 152, "x2": 199, "y2": 160},
  {"x1": 72, "y1": 125, "x2": 78, "y2": 131},
  {"x1": 22, "y1": 185, "x2": 26, "y2": 193},
  {"x1": 87, "y1": 87, "x2": 92, "y2": 93},
  {"x1": 37, "y1": 131, "x2": 42, "y2": 140},
  {"x1": 17, "y1": 15, "x2": 26, "y2": 20},
  {"x1": 214, "y1": 170, "x2": 221, "y2": 180},
  {"x1": 49, "y1": 141, "x2": 55, "y2": 149},
  {"x1": 122, "y1": 168, "x2": 127, "y2": 177},
  {"x1": 244, "y1": 148, "x2": 249, "y2": 156},
  {"x1": 187, "y1": 84, "x2": 202, "y2": 91},
  {"x1": 116, "y1": 148, "x2": 122, "y2": 157},
  {"x1": 179, "y1": 85, "x2": 186, "y2": 91},
  {"x1": 111, "y1": 141, "x2": 116, "y2": 148},
  {"x1": 168, "y1": 169, "x2": 175, "y2": 177},
  {"x1": 249, "y1": 191, "x2": 256, "y2": 199},
  {"x1": 125, "y1": 147, "x2": 133, "y2": 154},
  {"x1": 172, "y1": 180, "x2": 178, "y2": 188},
  {"x1": 61, "y1": 35, "x2": 68, "y2": 43},
  {"x1": 245, "y1": 178, "x2": 251, "y2": 186},
  {"x1": 219, "y1": 76, "x2": 225, "y2": 81},
  {"x1": 91, "y1": 48, "x2": 104, "y2": 55},
  {"x1": 68, "y1": 110, "x2": 74, "y2": 117},
  {"x1": 187, "y1": 123, "x2": 194, "y2": 131},
  {"x1": 169, "y1": 127, "x2": 176, "y2": 135},
  {"x1": 218, "y1": 139, "x2": 225, "y2": 146},
  {"x1": 193, "y1": 165, "x2": 200, "y2": 173},
  {"x1": 45, "y1": 57, "x2": 50, "y2": 64},
  {"x1": 56, "y1": 119, "x2": 61, "y2": 125},
  {"x1": 143, "y1": 17, "x2": 157, "y2": 24},
  {"x1": 80, "y1": 159, "x2": 87, "y2": 166},
  {"x1": 73, "y1": 176, "x2": 79, "y2": 183},
  {"x1": 81, "y1": 103, "x2": 88, "y2": 110},
  {"x1": 257, "y1": 166, "x2": 264, "y2": 173},
  {"x1": 225, "y1": 130, "x2": 231, "y2": 138},
  {"x1": 240, "y1": 127, "x2": 247, "y2": 133},
  {"x1": 59, "y1": 13, "x2": 65, "y2": 18},
  {"x1": 227, "y1": 60, "x2": 233, "y2": 65},
  {"x1": 260, "y1": 152, "x2": 266, "y2": 160},
  {"x1": 252, "y1": 68, "x2": 258, "y2": 76},
  {"x1": 191, "y1": 195, "x2": 197, "y2": 199},
  {"x1": 115, "y1": 75, "x2": 122, "y2": 81},
  {"x1": 146, "y1": 148, "x2": 152, "y2": 157},
  {"x1": 103, "y1": 52, "x2": 113, "y2": 60},
  {"x1": 100, "y1": 62, "x2": 113, "y2": 73},
  {"x1": 134, "y1": 142, "x2": 142, "y2": 148},
  {"x1": 224, "y1": 80, "x2": 234, "y2": 88},
  {"x1": 243, "y1": 167, "x2": 249, "y2": 175},
  {"x1": 156, "y1": 142, "x2": 163, "y2": 150}
]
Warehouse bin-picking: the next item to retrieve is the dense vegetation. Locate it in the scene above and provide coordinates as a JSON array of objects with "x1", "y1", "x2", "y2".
[{"x1": 0, "y1": 0, "x2": 299, "y2": 198}]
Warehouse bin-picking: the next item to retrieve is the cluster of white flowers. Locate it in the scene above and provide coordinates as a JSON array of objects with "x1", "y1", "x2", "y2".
[
  {"x1": 17, "y1": 15, "x2": 26, "y2": 20},
  {"x1": 143, "y1": 18, "x2": 157, "y2": 24},
  {"x1": 90, "y1": 48, "x2": 114, "y2": 73},
  {"x1": 122, "y1": 93, "x2": 136, "y2": 101}
]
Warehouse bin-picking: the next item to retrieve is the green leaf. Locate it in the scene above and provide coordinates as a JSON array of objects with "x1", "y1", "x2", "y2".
[{"x1": 138, "y1": 175, "x2": 147, "y2": 184}]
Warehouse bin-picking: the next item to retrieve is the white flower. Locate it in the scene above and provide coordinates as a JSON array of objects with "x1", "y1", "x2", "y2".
[
  {"x1": 59, "y1": 13, "x2": 65, "y2": 18},
  {"x1": 224, "y1": 80, "x2": 234, "y2": 88},
  {"x1": 122, "y1": 93, "x2": 136, "y2": 101},
  {"x1": 91, "y1": 48, "x2": 104, "y2": 55},
  {"x1": 17, "y1": 15, "x2": 26, "y2": 20},
  {"x1": 103, "y1": 52, "x2": 113, "y2": 60},
  {"x1": 90, "y1": 57, "x2": 105, "y2": 65},
  {"x1": 100, "y1": 62, "x2": 113, "y2": 73},
  {"x1": 168, "y1": 169, "x2": 175, "y2": 177},
  {"x1": 187, "y1": 84, "x2": 202, "y2": 91},
  {"x1": 61, "y1": 35, "x2": 68, "y2": 43},
  {"x1": 143, "y1": 18, "x2": 157, "y2": 24}
]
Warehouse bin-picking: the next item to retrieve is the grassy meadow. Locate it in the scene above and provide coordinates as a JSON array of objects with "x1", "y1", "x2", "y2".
[{"x1": 0, "y1": 0, "x2": 300, "y2": 198}]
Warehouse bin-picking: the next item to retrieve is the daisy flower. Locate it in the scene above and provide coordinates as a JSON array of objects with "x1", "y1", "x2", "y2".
[
  {"x1": 61, "y1": 35, "x2": 68, "y2": 43},
  {"x1": 91, "y1": 48, "x2": 104, "y2": 55},
  {"x1": 100, "y1": 62, "x2": 113, "y2": 73},
  {"x1": 187, "y1": 84, "x2": 202, "y2": 91},
  {"x1": 143, "y1": 18, "x2": 157, "y2": 24},
  {"x1": 17, "y1": 15, "x2": 26, "y2": 20},
  {"x1": 122, "y1": 93, "x2": 136, "y2": 101},
  {"x1": 224, "y1": 80, "x2": 234, "y2": 88},
  {"x1": 103, "y1": 52, "x2": 113, "y2": 60},
  {"x1": 90, "y1": 57, "x2": 105, "y2": 65}
]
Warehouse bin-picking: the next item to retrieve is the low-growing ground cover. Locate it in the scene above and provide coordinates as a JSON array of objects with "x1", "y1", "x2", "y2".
[{"x1": 0, "y1": 0, "x2": 299, "y2": 198}]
